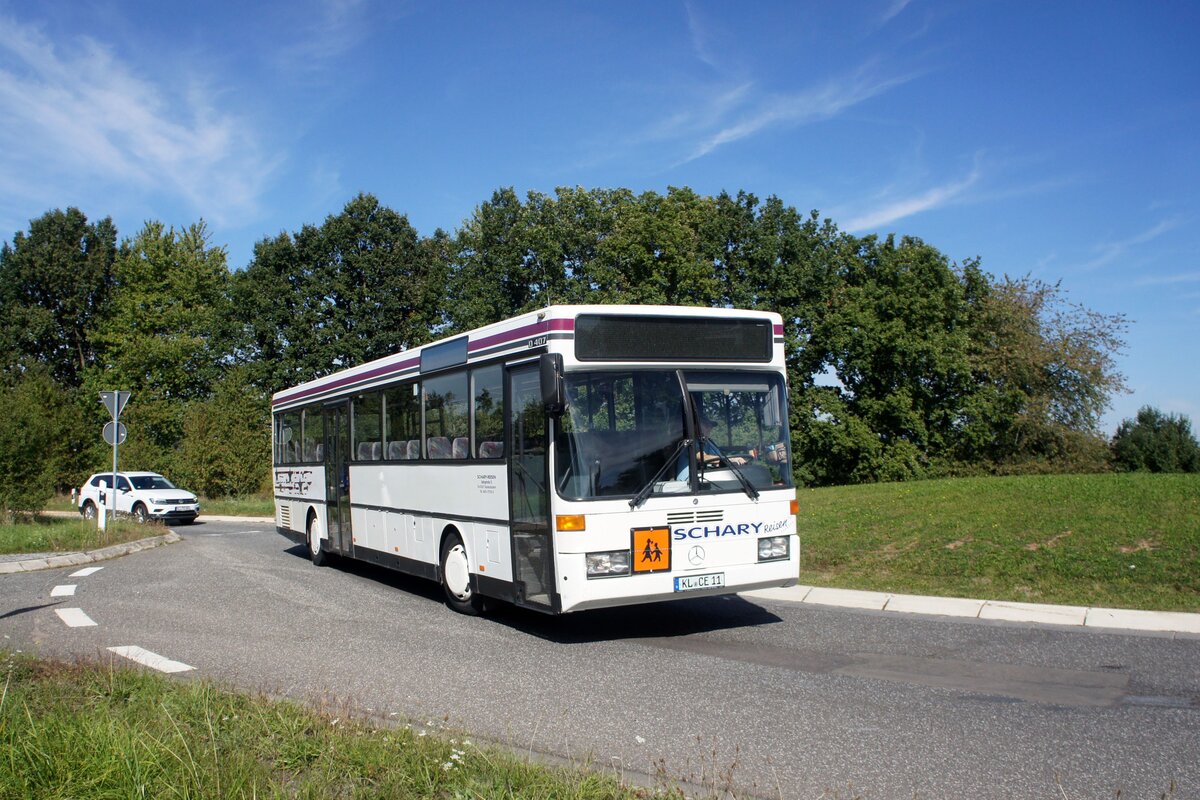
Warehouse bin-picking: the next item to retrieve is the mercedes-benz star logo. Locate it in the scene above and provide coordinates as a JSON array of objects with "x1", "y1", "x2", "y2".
[{"x1": 687, "y1": 545, "x2": 706, "y2": 566}]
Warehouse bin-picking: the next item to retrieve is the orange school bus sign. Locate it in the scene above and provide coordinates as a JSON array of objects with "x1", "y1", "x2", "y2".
[{"x1": 631, "y1": 527, "x2": 671, "y2": 573}]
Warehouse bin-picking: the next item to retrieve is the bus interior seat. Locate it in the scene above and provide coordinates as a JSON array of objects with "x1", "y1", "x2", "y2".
[
  {"x1": 406, "y1": 440, "x2": 420, "y2": 460},
  {"x1": 370, "y1": 442, "x2": 382, "y2": 461},
  {"x1": 452, "y1": 437, "x2": 469, "y2": 459},
  {"x1": 387, "y1": 441, "x2": 406, "y2": 460},
  {"x1": 478, "y1": 440, "x2": 504, "y2": 459},
  {"x1": 428, "y1": 436, "x2": 451, "y2": 459}
]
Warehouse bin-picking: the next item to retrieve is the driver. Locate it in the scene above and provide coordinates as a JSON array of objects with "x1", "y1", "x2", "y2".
[
  {"x1": 677, "y1": 413, "x2": 748, "y2": 480},
  {"x1": 697, "y1": 414, "x2": 748, "y2": 467}
]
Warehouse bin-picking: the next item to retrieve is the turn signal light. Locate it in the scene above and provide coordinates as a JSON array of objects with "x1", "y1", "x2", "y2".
[
  {"x1": 556, "y1": 514, "x2": 586, "y2": 532},
  {"x1": 790, "y1": 499, "x2": 799, "y2": 515}
]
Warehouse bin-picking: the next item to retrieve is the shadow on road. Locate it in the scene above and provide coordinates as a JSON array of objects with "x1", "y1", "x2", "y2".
[
  {"x1": 281, "y1": 542, "x2": 784, "y2": 643},
  {"x1": 488, "y1": 594, "x2": 785, "y2": 644}
]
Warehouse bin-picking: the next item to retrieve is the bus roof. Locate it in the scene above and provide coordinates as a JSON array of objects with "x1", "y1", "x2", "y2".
[{"x1": 272, "y1": 304, "x2": 784, "y2": 411}]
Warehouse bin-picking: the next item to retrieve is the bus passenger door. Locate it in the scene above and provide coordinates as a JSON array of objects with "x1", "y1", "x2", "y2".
[
  {"x1": 323, "y1": 402, "x2": 353, "y2": 556},
  {"x1": 508, "y1": 364, "x2": 554, "y2": 609}
]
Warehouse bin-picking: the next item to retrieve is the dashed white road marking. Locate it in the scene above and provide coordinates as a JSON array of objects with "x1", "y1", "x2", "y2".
[
  {"x1": 50, "y1": 584, "x2": 77, "y2": 597},
  {"x1": 108, "y1": 646, "x2": 194, "y2": 674},
  {"x1": 55, "y1": 608, "x2": 97, "y2": 627},
  {"x1": 69, "y1": 566, "x2": 103, "y2": 577}
]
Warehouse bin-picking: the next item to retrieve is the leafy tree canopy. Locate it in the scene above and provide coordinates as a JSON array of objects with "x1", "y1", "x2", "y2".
[
  {"x1": 1111, "y1": 406, "x2": 1200, "y2": 473},
  {"x1": 0, "y1": 208, "x2": 116, "y2": 387}
]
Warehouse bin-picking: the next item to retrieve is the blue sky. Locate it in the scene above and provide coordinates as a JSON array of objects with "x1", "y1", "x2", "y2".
[{"x1": 1, "y1": 1, "x2": 1196, "y2": 433}]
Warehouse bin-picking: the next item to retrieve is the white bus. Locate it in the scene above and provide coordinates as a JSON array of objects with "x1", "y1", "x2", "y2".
[{"x1": 272, "y1": 305, "x2": 799, "y2": 614}]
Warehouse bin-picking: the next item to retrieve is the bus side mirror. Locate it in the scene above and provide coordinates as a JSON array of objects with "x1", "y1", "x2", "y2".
[{"x1": 540, "y1": 353, "x2": 565, "y2": 415}]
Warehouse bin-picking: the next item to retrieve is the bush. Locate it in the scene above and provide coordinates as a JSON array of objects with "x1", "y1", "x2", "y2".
[
  {"x1": 0, "y1": 371, "x2": 75, "y2": 517},
  {"x1": 1111, "y1": 406, "x2": 1200, "y2": 473},
  {"x1": 174, "y1": 369, "x2": 272, "y2": 498}
]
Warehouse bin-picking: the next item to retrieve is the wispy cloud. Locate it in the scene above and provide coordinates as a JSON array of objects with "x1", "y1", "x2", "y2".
[
  {"x1": 1134, "y1": 270, "x2": 1200, "y2": 287},
  {"x1": 877, "y1": 0, "x2": 914, "y2": 27},
  {"x1": 683, "y1": 1, "x2": 722, "y2": 71},
  {"x1": 0, "y1": 15, "x2": 277, "y2": 226},
  {"x1": 843, "y1": 162, "x2": 982, "y2": 232},
  {"x1": 270, "y1": 0, "x2": 377, "y2": 73},
  {"x1": 668, "y1": 62, "x2": 916, "y2": 166},
  {"x1": 1079, "y1": 218, "x2": 1180, "y2": 272}
]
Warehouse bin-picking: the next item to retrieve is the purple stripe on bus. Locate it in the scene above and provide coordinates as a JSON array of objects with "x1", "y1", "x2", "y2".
[
  {"x1": 468, "y1": 317, "x2": 574, "y2": 352},
  {"x1": 273, "y1": 355, "x2": 420, "y2": 408},
  {"x1": 273, "y1": 317, "x2": 577, "y2": 409}
]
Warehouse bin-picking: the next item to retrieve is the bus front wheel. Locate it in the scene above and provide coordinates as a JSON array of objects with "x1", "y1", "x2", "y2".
[{"x1": 440, "y1": 534, "x2": 483, "y2": 615}]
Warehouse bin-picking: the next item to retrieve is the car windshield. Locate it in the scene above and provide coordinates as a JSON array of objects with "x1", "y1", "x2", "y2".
[
  {"x1": 130, "y1": 475, "x2": 177, "y2": 490},
  {"x1": 553, "y1": 369, "x2": 791, "y2": 501}
]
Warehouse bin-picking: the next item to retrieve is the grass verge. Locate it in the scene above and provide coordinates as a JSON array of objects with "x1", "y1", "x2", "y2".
[
  {"x1": 0, "y1": 516, "x2": 153, "y2": 556},
  {"x1": 0, "y1": 652, "x2": 665, "y2": 800},
  {"x1": 199, "y1": 494, "x2": 275, "y2": 517},
  {"x1": 798, "y1": 473, "x2": 1200, "y2": 612},
  {"x1": 47, "y1": 493, "x2": 275, "y2": 518}
]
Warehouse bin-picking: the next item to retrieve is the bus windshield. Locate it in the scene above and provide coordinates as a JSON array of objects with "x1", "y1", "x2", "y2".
[{"x1": 554, "y1": 369, "x2": 792, "y2": 501}]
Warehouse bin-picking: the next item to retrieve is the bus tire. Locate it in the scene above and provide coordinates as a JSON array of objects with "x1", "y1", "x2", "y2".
[
  {"x1": 307, "y1": 513, "x2": 327, "y2": 566},
  {"x1": 440, "y1": 533, "x2": 483, "y2": 615}
]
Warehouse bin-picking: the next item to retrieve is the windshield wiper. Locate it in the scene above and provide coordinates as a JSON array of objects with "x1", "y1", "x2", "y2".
[
  {"x1": 698, "y1": 436, "x2": 760, "y2": 501},
  {"x1": 629, "y1": 438, "x2": 692, "y2": 510}
]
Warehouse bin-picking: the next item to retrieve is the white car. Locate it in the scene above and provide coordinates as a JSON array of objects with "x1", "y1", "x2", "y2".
[{"x1": 78, "y1": 471, "x2": 200, "y2": 525}]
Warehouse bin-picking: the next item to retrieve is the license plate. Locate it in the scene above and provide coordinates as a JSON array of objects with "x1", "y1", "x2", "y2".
[{"x1": 674, "y1": 572, "x2": 725, "y2": 592}]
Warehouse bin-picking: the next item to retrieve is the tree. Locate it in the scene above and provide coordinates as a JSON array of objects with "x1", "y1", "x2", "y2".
[
  {"x1": 175, "y1": 368, "x2": 273, "y2": 497},
  {"x1": 444, "y1": 187, "x2": 538, "y2": 332},
  {"x1": 0, "y1": 370, "x2": 77, "y2": 517},
  {"x1": 956, "y1": 274, "x2": 1126, "y2": 471},
  {"x1": 233, "y1": 194, "x2": 435, "y2": 392},
  {"x1": 1111, "y1": 406, "x2": 1200, "y2": 473},
  {"x1": 788, "y1": 235, "x2": 976, "y2": 484},
  {"x1": 83, "y1": 220, "x2": 232, "y2": 474},
  {"x1": 0, "y1": 208, "x2": 116, "y2": 386}
]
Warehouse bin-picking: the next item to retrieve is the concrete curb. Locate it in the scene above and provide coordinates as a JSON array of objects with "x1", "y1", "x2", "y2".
[
  {"x1": 0, "y1": 531, "x2": 182, "y2": 574},
  {"x1": 38, "y1": 510, "x2": 273, "y2": 524},
  {"x1": 741, "y1": 585, "x2": 1200, "y2": 635}
]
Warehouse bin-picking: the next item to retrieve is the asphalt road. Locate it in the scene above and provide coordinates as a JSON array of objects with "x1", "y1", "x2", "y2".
[{"x1": 2, "y1": 519, "x2": 1197, "y2": 799}]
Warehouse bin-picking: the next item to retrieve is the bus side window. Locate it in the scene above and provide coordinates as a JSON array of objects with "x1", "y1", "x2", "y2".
[
  {"x1": 353, "y1": 392, "x2": 382, "y2": 461},
  {"x1": 384, "y1": 382, "x2": 420, "y2": 460},
  {"x1": 424, "y1": 372, "x2": 468, "y2": 459},
  {"x1": 472, "y1": 364, "x2": 504, "y2": 458}
]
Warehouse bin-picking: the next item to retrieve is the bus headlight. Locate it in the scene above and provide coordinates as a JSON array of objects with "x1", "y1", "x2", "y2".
[
  {"x1": 586, "y1": 550, "x2": 631, "y2": 578},
  {"x1": 758, "y1": 535, "x2": 789, "y2": 561}
]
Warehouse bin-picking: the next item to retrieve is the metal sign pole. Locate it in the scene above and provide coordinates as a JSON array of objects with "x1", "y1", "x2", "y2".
[
  {"x1": 110, "y1": 428, "x2": 119, "y2": 529},
  {"x1": 98, "y1": 391, "x2": 131, "y2": 531}
]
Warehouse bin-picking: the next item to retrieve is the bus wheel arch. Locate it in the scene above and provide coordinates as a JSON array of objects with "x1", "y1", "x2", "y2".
[
  {"x1": 439, "y1": 527, "x2": 483, "y2": 615},
  {"x1": 307, "y1": 508, "x2": 327, "y2": 566}
]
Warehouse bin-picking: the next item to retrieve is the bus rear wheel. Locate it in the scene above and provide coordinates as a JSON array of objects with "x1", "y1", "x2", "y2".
[
  {"x1": 307, "y1": 514, "x2": 327, "y2": 566},
  {"x1": 440, "y1": 534, "x2": 484, "y2": 615}
]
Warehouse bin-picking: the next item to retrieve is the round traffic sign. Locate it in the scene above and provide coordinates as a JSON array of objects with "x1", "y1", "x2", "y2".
[{"x1": 103, "y1": 421, "x2": 128, "y2": 445}]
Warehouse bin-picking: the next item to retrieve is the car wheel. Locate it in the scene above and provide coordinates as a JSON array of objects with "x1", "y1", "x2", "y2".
[
  {"x1": 132, "y1": 503, "x2": 149, "y2": 524},
  {"x1": 307, "y1": 514, "x2": 327, "y2": 566},
  {"x1": 81, "y1": 501, "x2": 96, "y2": 520},
  {"x1": 440, "y1": 533, "x2": 484, "y2": 615}
]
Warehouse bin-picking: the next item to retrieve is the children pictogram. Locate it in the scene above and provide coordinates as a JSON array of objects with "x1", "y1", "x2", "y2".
[{"x1": 631, "y1": 527, "x2": 671, "y2": 573}]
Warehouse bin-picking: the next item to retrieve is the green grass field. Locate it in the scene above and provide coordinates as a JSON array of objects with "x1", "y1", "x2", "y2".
[
  {"x1": 0, "y1": 516, "x2": 152, "y2": 556},
  {"x1": 0, "y1": 653, "x2": 665, "y2": 800},
  {"x1": 46, "y1": 493, "x2": 275, "y2": 517},
  {"x1": 199, "y1": 494, "x2": 274, "y2": 517},
  {"x1": 797, "y1": 473, "x2": 1200, "y2": 612}
]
